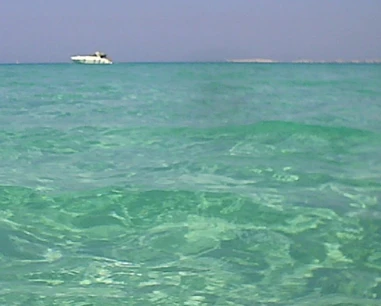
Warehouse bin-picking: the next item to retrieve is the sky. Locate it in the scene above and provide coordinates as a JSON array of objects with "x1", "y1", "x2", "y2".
[{"x1": 0, "y1": 0, "x2": 380, "y2": 63}]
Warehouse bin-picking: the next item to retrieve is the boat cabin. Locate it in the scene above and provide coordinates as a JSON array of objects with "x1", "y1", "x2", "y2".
[{"x1": 93, "y1": 51, "x2": 108, "y2": 58}]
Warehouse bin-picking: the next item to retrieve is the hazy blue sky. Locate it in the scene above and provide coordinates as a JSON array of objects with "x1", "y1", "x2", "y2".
[{"x1": 1, "y1": 0, "x2": 380, "y2": 63}]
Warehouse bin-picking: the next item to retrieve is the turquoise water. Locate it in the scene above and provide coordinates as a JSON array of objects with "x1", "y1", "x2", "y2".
[{"x1": 0, "y1": 63, "x2": 381, "y2": 305}]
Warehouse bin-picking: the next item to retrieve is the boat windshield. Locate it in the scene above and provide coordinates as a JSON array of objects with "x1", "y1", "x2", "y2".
[{"x1": 92, "y1": 52, "x2": 107, "y2": 58}]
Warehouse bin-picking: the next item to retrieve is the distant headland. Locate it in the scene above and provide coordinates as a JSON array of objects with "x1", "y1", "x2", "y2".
[{"x1": 226, "y1": 58, "x2": 381, "y2": 64}]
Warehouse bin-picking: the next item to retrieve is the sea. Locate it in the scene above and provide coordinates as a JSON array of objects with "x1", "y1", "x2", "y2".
[{"x1": 0, "y1": 62, "x2": 380, "y2": 305}]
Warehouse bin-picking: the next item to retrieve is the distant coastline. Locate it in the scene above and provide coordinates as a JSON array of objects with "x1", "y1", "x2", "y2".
[{"x1": 226, "y1": 58, "x2": 381, "y2": 64}]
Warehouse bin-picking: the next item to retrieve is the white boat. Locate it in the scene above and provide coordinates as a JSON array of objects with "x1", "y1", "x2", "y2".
[{"x1": 71, "y1": 51, "x2": 113, "y2": 64}]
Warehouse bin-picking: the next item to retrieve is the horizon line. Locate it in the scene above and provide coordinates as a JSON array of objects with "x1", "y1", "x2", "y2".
[{"x1": 1, "y1": 59, "x2": 381, "y2": 65}]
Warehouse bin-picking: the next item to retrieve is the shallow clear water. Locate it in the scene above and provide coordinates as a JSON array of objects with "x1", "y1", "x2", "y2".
[{"x1": 0, "y1": 63, "x2": 381, "y2": 305}]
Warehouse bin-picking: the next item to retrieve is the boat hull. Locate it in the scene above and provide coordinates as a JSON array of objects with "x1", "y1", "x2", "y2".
[{"x1": 71, "y1": 56, "x2": 112, "y2": 65}]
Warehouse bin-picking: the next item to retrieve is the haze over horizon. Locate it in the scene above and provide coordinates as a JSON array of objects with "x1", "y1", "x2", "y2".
[{"x1": 1, "y1": 0, "x2": 380, "y2": 63}]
